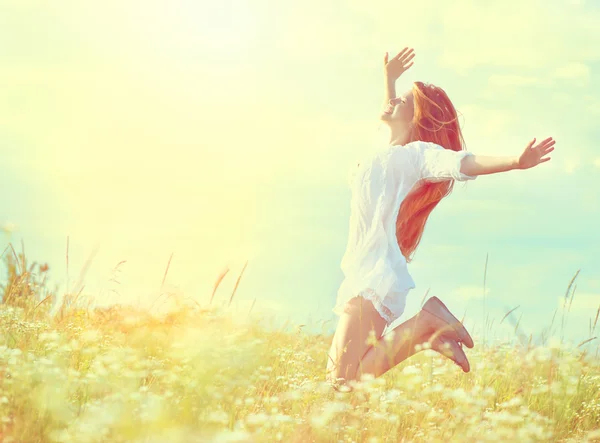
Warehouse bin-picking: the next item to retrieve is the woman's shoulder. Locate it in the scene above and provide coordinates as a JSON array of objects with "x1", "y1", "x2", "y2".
[
  {"x1": 397, "y1": 140, "x2": 442, "y2": 149},
  {"x1": 392, "y1": 141, "x2": 449, "y2": 161},
  {"x1": 389, "y1": 140, "x2": 437, "y2": 156}
]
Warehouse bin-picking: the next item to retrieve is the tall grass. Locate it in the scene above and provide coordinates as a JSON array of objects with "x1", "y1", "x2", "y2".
[{"x1": 0, "y1": 240, "x2": 599, "y2": 442}]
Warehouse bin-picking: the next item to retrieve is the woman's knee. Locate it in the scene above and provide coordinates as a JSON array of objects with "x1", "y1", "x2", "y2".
[{"x1": 327, "y1": 297, "x2": 386, "y2": 381}]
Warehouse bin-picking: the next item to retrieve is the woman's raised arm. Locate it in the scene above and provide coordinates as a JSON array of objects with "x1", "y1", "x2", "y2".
[
  {"x1": 382, "y1": 48, "x2": 415, "y2": 114},
  {"x1": 461, "y1": 137, "x2": 556, "y2": 176}
]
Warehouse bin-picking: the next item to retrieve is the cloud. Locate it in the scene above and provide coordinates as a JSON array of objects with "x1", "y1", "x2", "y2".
[
  {"x1": 451, "y1": 285, "x2": 491, "y2": 302},
  {"x1": 556, "y1": 292, "x2": 600, "y2": 336},
  {"x1": 559, "y1": 292, "x2": 600, "y2": 312},
  {"x1": 488, "y1": 75, "x2": 553, "y2": 88},
  {"x1": 1, "y1": 221, "x2": 17, "y2": 234},
  {"x1": 485, "y1": 62, "x2": 591, "y2": 90},
  {"x1": 564, "y1": 158, "x2": 581, "y2": 174},
  {"x1": 457, "y1": 104, "x2": 517, "y2": 149},
  {"x1": 552, "y1": 62, "x2": 591, "y2": 87},
  {"x1": 436, "y1": 1, "x2": 600, "y2": 72}
]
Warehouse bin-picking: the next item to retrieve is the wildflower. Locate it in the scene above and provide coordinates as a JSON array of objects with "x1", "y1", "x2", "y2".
[
  {"x1": 587, "y1": 429, "x2": 600, "y2": 440},
  {"x1": 482, "y1": 387, "x2": 496, "y2": 397},
  {"x1": 38, "y1": 357, "x2": 53, "y2": 366},
  {"x1": 548, "y1": 337, "x2": 562, "y2": 350},
  {"x1": 432, "y1": 366, "x2": 448, "y2": 376},
  {"x1": 383, "y1": 330, "x2": 395, "y2": 343},
  {"x1": 211, "y1": 430, "x2": 253, "y2": 442},
  {"x1": 359, "y1": 373, "x2": 376, "y2": 382},
  {"x1": 245, "y1": 413, "x2": 268, "y2": 426},
  {"x1": 1, "y1": 221, "x2": 16, "y2": 234},
  {"x1": 429, "y1": 383, "x2": 444, "y2": 393},
  {"x1": 80, "y1": 329, "x2": 101, "y2": 343},
  {"x1": 402, "y1": 365, "x2": 421, "y2": 375},
  {"x1": 498, "y1": 396, "x2": 523, "y2": 409},
  {"x1": 388, "y1": 414, "x2": 399, "y2": 423},
  {"x1": 271, "y1": 413, "x2": 292, "y2": 423},
  {"x1": 366, "y1": 329, "x2": 379, "y2": 347},
  {"x1": 384, "y1": 388, "x2": 402, "y2": 401},
  {"x1": 531, "y1": 384, "x2": 549, "y2": 395},
  {"x1": 39, "y1": 331, "x2": 61, "y2": 342}
]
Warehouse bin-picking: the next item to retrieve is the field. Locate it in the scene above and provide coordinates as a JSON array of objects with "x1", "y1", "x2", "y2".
[{"x1": 1, "y1": 244, "x2": 600, "y2": 442}]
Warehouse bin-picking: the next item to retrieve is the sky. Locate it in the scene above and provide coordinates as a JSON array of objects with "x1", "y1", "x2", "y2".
[{"x1": 1, "y1": 0, "x2": 599, "y2": 349}]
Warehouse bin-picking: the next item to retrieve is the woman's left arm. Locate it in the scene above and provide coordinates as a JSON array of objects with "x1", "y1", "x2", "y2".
[{"x1": 382, "y1": 48, "x2": 415, "y2": 115}]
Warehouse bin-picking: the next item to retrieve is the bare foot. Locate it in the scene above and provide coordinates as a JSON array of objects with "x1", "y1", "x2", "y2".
[
  {"x1": 428, "y1": 334, "x2": 470, "y2": 372},
  {"x1": 419, "y1": 297, "x2": 474, "y2": 349}
]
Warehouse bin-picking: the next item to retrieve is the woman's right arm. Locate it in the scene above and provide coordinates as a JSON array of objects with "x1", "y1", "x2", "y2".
[{"x1": 461, "y1": 137, "x2": 556, "y2": 176}]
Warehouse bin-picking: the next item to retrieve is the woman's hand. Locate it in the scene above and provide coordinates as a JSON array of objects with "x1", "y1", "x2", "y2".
[
  {"x1": 518, "y1": 137, "x2": 555, "y2": 170},
  {"x1": 384, "y1": 47, "x2": 415, "y2": 81}
]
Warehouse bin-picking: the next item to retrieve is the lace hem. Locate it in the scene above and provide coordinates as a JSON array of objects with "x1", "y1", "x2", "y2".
[
  {"x1": 343, "y1": 288, "x2": 397, "y2": 325},
  {"x1": 360, "y1": 289, "x2": 397, "y2": 324}
]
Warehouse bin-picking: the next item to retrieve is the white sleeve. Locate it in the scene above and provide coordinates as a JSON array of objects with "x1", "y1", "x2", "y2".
[{"x1": 411, "y1": 141, "x2": 477, "y2": 182}]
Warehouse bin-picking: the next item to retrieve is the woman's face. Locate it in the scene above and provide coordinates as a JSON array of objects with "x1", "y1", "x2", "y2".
[
  {"x1": 380, "y1": 87, "x2": 416, "y2": 145},
  {"x1": 388, "y1": 89, "x2": 415, "y2": 126}
]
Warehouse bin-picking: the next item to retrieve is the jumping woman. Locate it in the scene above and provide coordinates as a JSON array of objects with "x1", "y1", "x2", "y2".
[{"x1": 326, "y1": 47, "x2": 556, "y2": 391}]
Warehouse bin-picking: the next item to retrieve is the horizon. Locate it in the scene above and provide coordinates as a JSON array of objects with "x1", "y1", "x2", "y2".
[{"x1": 2, "y1": 0, "x2": 600, "y2": 350}]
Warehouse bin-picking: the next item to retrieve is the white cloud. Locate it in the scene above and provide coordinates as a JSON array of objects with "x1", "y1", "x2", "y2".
[
  {"x1": 557, "y1": 292, "x2": 600, "y2": 324},
  {"x1": 452, "y1": 285, "x2": 491, "y2": 302},
  {"x1": 563, "y1": 293, "x2": 599, "y2": 313},
  {"x1": 552, "y1": 62, "x2": 591, "y2": 87},
  {"x1": 485, "y1": 62, "x2": 591, "y2": 90},
  {"x1": 564, "y1": 158, "x2": 581, "y2": 174},
  {"x1": 438, "y1": 1, "x2": 600, "y2": 72},
  {"x1": 589, "y1": 102, "x2": 600, "y2": 116},
  {"x1": 1, "y1": 221, "x2": 17, "y2": 234},
  {"x1": 458, "y1": 104, "x2": 517, "y2": 147},
  {"x1": 448, "y1": 198, "x2": 528, "y2": 213},
  {"x1": 488, "y1": 75, "x2": 553, "y2": 88}
]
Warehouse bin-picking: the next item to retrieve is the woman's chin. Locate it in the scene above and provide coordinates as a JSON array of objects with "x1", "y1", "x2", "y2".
[{"x1": 379, "y1": 113, "x2": 392, "y2": 123}]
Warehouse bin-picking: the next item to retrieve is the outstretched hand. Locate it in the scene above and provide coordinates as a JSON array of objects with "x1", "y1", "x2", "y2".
[
  {"x1": 518, "y1": 137, "x2": 555, "y2": 170},
  {"x1": 384, "y1": 47, "x2": 415, "y2": 81}
]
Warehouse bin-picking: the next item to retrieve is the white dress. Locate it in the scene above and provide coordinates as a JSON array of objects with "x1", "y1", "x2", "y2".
[{"x1": 333, "y1": 140, "x2": 478, "y2": 325}]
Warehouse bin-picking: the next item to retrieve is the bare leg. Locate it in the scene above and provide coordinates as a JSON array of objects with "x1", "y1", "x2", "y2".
[
  {"x1": 327, "y1": 296, "x2": 469, "y2": 390},
  {"x1": 355, "y1": 308, "x2": 466, "y2": 381},
  {"x1": 326, "y1": 296, "x2": 387, "y2": 385}
]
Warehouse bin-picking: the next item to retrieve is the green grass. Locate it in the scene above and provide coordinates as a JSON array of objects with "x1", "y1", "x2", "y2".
[{"x1": 1, "y1": 241, "x2": 600, "y2": 442}]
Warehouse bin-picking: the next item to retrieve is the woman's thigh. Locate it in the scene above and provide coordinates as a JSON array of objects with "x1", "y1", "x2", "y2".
[{"x1": 326, "y1": 295, "x2": 387, "y2": 383}]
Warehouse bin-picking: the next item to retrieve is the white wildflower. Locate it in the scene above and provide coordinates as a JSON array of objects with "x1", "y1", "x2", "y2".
[
  {"x1": 383, "y1": 330, "x2": 395, "y2": 343},
  {"x1": 402, "y1": 365, "x2": 421, "y2": 375},
  {"x1": 245, "y1": 413, "x2": 268, "y2": 426}
]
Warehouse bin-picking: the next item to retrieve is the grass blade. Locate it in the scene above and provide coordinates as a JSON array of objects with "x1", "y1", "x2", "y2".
[
  {"x1": 577, "y1": 337, "x2": 597, "y2": 348},
  {"x1": 210, "y1": 266, "x2": 230, "y2": 305},
  {"x1": 500, "y1": 305, "x2": 520, "y2": 325},
  {"x1": 160, "y1": 253, "x2": 174, "y2": 291},
  {"x1": 228, "y1": 260, "x2": 248, "y2": 306}
]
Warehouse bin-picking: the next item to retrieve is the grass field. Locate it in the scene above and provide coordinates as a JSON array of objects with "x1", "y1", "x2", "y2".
[{"x1": 1, "y1": 242, "x2": 600, "y2": 442}]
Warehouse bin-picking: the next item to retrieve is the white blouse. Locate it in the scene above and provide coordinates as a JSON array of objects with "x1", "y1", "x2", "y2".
[{"x1": 333, "y1": 140, "x2": 477, "y2": 324}]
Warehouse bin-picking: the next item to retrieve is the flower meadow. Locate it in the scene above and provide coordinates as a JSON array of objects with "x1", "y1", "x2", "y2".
[{"x1": 1, "y1": 243, "x2": 600, "y2": 442}]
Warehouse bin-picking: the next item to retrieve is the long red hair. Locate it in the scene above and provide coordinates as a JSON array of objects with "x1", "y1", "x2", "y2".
[{"x1": 396, "y1": 81, "x2": 466, "y2": 263}]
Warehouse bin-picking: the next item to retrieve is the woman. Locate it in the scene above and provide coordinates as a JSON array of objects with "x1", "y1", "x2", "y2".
[{"x1": 326, "y1": 47, "x2": 556, "y2": 391}]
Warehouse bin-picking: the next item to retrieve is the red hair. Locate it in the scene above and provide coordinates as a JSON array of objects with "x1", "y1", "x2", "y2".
[{"x1": 396, "y1": 81, "x2": 466, "y2": 263}]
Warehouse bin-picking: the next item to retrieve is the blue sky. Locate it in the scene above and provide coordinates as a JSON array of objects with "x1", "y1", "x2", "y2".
[{"x1": 1, "y1": 0, "x2": 599, "y2": 347}]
